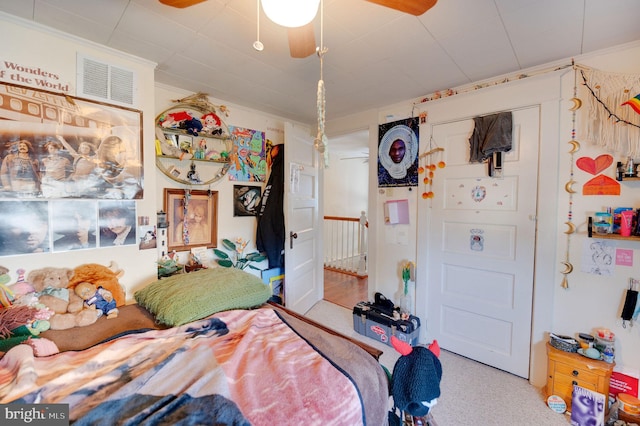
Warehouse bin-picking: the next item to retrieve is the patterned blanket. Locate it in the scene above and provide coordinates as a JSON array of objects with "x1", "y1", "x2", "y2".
[{"x1": 0, "y1": 308, "x2": 367, "y2": 425}]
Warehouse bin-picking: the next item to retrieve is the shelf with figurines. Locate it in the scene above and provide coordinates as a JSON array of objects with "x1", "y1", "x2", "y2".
[
  {"x1": 587, "y1": 216, "x2": 640, "y2": 241},
  {"x1": 155, "y1": 93, "x2": 233, "y2": 185}
]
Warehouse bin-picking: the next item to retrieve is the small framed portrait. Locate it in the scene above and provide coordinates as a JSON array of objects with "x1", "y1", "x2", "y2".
[
  {"x1": 233, "y1": 185, "x2": 262, "y2": 216},
  {"x1": 164, "y1": 188, "x2": 218, "y2": 251}
]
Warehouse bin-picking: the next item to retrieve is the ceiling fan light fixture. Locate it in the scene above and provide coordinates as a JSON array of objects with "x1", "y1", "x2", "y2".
[{"x1": 261, "y1": 0, "x2": 320, "y2": 28}]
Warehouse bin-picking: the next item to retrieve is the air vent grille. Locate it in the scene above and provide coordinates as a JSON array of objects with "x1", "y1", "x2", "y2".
[{"x1": 77, "y1": 54, "x2": 136, "y2": 106}]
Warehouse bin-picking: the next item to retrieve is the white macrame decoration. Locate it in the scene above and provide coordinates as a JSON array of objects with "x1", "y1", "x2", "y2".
[{"x1": 578, "y1": 67, "x2": 640, "y2": 157}]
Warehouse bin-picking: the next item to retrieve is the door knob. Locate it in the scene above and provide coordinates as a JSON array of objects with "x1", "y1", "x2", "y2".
[{"x1": 290, "y1": 231, "x2": 298, "y2": 249}]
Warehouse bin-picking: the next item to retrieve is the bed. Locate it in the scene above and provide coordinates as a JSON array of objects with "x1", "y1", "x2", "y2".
[{"x1": 0, "y1": 268, "x2": 389, "y2": 425}]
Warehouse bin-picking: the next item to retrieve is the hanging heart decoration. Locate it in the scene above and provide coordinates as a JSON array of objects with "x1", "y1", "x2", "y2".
[{"x1": 576, "y1": 154, "x2": 613, "y2": 175}]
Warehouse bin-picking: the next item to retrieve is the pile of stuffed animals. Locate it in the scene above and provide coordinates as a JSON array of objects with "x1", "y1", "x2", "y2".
[{"x1": 0, "y1": 262, "x2": 126, "y2": 357}]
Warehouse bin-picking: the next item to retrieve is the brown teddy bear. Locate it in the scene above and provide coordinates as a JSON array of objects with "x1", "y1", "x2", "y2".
[
  {"x1": 68, "y1": 262, "x2": 126, "y2": 307},
  {"x1": 27, "y1": 267, "x2": 100, "y2": 330}
]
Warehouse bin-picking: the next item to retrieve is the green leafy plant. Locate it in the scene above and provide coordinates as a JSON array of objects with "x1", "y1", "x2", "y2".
[{"x1": 213, "y1": 238, "x2": 266, "y2": 270}]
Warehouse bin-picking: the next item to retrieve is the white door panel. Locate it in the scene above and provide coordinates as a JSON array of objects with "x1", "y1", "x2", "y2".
[
  {"x1": 427, "y1": 107, "x2": 539, "y2": 378},
  {"x1": 284, "y1": 122, "x2": 323, "y2": 314}
]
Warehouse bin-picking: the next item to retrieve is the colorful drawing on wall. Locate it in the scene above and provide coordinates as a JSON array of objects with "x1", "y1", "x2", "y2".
[
  {"x1": 0, "y1": 200, "x2": 50, "y2": 256},
  {"x1": 576, "y1": 154, "x2": 620, "y2": 196},
  {"x1": 227, "y1": 126, "x2": 266, "y2": 182},
  {"x1": 377, "y1": 117, "x2": 419, "y2": 187},
  {"x1": 0, "y1": 82, "x2": 143, "y2": 199},
  {"x1": 233, "y1": 185, "x2": 262, "y2": 217}
]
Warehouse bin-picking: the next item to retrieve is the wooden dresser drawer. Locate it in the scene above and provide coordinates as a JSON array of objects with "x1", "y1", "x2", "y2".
[{"x1": 554, "y1": 361, "x2": 599, "y2": 386}]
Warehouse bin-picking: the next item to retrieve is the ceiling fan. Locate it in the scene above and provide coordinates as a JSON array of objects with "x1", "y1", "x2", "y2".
[
  {"x1": 159, "y1": 0, "x2": 438, "y2": 58},
  {"x1": 340, "y1": 151, "x2": 370, "y2": 163}
]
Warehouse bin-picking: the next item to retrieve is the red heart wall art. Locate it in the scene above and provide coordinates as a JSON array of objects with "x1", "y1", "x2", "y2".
[{"x1": 576, "y1": 154, "x2": 613, "y2": 175}]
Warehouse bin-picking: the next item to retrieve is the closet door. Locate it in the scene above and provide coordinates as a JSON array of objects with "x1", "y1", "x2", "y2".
[{"x1": 426, "y1": 106, "x2": 539, "y2": 378}]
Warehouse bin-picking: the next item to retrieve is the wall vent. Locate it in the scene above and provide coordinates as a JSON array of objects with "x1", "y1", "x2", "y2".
[{"x1": 77, "y1": 54, "x2": 137, "y2": 107}]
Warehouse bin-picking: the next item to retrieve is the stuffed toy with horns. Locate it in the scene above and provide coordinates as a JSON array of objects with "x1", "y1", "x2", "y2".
[{"x1": 389, "y1": 335, "x2": 442, "y2": 424}]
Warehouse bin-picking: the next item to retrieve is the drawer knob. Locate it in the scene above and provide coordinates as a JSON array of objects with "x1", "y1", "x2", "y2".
[
  {"x1": 572, "y1": 370, "x2": 579, "y2": 376},
  {"x1": 572, "y1": 380, "x2": 578, "y2": 386}
]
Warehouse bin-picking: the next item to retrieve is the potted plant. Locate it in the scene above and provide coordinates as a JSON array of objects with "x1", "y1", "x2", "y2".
[{"x1": 213, "y1": 238, "x2": 266, "y2": 270}]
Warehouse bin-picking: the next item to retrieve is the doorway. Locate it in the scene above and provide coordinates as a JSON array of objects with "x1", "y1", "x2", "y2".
[{"x1": 323, "y1": 129, "x2": 370, "y2": 306}]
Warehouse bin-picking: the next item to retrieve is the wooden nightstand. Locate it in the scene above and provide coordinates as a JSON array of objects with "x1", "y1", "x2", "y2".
[{"x1": 546, "y1": 342, "x2": 615, "y2": 414}]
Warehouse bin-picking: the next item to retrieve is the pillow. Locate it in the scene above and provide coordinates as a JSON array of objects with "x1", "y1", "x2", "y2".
[{"x1": 134, "y1": 267, "x2": 271, "y2": 326}]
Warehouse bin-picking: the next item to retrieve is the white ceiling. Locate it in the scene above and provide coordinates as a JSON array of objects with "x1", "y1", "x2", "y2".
[{"x1": 2, "y1": 0, "x2": 640, "y2": 138}]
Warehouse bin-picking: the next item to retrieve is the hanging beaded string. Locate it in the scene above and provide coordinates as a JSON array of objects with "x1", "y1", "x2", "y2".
[
  {"x1": 561, "y1": 62, "x2": 581, "y2": 289},
  {"x1": 183, "y1": 188, "x2": 191, "y2": 245},
  {"x1": 418, "y1": 136, "x2": 445, "y2": 200}
]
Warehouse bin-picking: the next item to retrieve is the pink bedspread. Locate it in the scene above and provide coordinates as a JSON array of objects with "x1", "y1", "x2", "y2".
[{"x1": 0, "y1": 308, "x2": 368, "y2": 425}]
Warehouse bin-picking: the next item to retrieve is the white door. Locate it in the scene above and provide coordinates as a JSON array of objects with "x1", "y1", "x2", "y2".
[
  {"x1": 426, "y1": 107, "x2": 539, "y2": 378},
  {"x1": 284, "y1": 122, "x2": 323, "y2": 314}
]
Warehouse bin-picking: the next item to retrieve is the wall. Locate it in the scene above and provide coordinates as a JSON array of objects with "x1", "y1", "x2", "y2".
[
  {"x1": 0, "y1": 14, "x2": 159, "y2": 299},
  {"x1": 327, "y1": 40, "x2": 640, "y2": 387},
  {"x1": 0, "y1": 15, "x2": 300, "y2": 300},
  {"x1": 154, "y1": 84, "x2": 291, "y2": 270}
]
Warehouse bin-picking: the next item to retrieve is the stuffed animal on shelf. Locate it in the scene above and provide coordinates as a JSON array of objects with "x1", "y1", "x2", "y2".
[
  {"x1": 67, "y1": 262, "x2": 126, "y2": 307},
  {"x1": 388, "y1": 336, "x2": 442, "y2": 425},
  {"x1": 179, "y1": 117, "x2": 203, "y2": 136},
  {"x1": 74, "y1": 282, "x2": 119, "y2": 319},
  {"x1": 27, "y1": 267, "x2": 100, "y2": 330}
]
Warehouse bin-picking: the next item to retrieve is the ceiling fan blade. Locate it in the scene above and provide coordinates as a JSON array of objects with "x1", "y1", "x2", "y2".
[
  {"x1": 364, "y1": 0, "x2": 437, "y2": 16},
  {"x1": 288, "y1": 23, "x2": 316, "y2": 58},
  {"x1": 159, "y1": 0, "x2": 206, "y2": 8}
]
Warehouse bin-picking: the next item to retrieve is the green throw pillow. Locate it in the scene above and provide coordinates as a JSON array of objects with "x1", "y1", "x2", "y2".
[{"x1": 134, "y1": 267, "x2": 271, "y2": 326}]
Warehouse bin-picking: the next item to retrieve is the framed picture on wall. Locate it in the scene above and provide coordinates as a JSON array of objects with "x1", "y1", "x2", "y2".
[
  {"x1": 0, "y1": 81, "x2": 143, "y2": 200},
  {"x1": 164, "y1": 188, "x2": 218, "y2": 251},
  {"x1": 233, "y1": 185, "x2": 262, "y2": 216}
]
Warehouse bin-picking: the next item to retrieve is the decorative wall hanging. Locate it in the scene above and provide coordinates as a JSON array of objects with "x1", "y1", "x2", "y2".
[
  {"x1": 164, "y1": 188, "x2": 218, "y2": 252},
  {"x1": 155, "y1": 92, "x2": 231, "y2": 186},
  {"x1": 578, "y1": 67, "x2": 640, "y2": 157},
  {"x1": 560, "y1": 65, "x2": 581, "y2": 289},
  {"x1": 418, "y1": 142, "x2": 445, "y2": 200},
  {"x1": 576, "y1": 154, "x2": 620, "y2": 196},
  {"x1": 0, "y1": 82, "x2": 143, "y2": 199},
  {"x1": 314, "y1": 0, "x2": 329, "y2": 168},
  {"x1": 227, "y1": 126, "x2": 266, "y2": 182},
  {"x1": 377, "y1": 117, "x2": 419, "y2": 188}
]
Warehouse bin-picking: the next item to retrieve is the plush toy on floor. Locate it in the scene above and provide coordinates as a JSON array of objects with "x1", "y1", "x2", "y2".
[{"x1": 388, "y1": 336, "x2": 442, "y2": 426}]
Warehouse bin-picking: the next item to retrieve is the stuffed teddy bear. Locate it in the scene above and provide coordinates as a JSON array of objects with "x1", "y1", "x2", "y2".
[
  {"x1": 68, "y1": 262, "x2": 126, "y2": 307},
  {"x1": 74, "y1": 282, "x2": 119, "y2": 319},
  {"x1": 27, "y1": 267, "x2": 100, "y2": 330}
]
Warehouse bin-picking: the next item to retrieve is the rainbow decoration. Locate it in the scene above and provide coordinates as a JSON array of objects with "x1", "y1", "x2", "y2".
[{"x1": 621, "y1": 93, "x2": 640, "y2": 115}]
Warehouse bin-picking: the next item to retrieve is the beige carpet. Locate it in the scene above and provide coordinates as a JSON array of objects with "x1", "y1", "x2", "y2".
[{"x1": 306, "y1": 300, "x2": 571, "y2": 425}]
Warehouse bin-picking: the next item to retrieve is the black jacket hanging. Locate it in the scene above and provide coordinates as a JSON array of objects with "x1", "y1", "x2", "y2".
[{"x1": 256, "y1": 146, "x2": 285, "y2": 268}]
